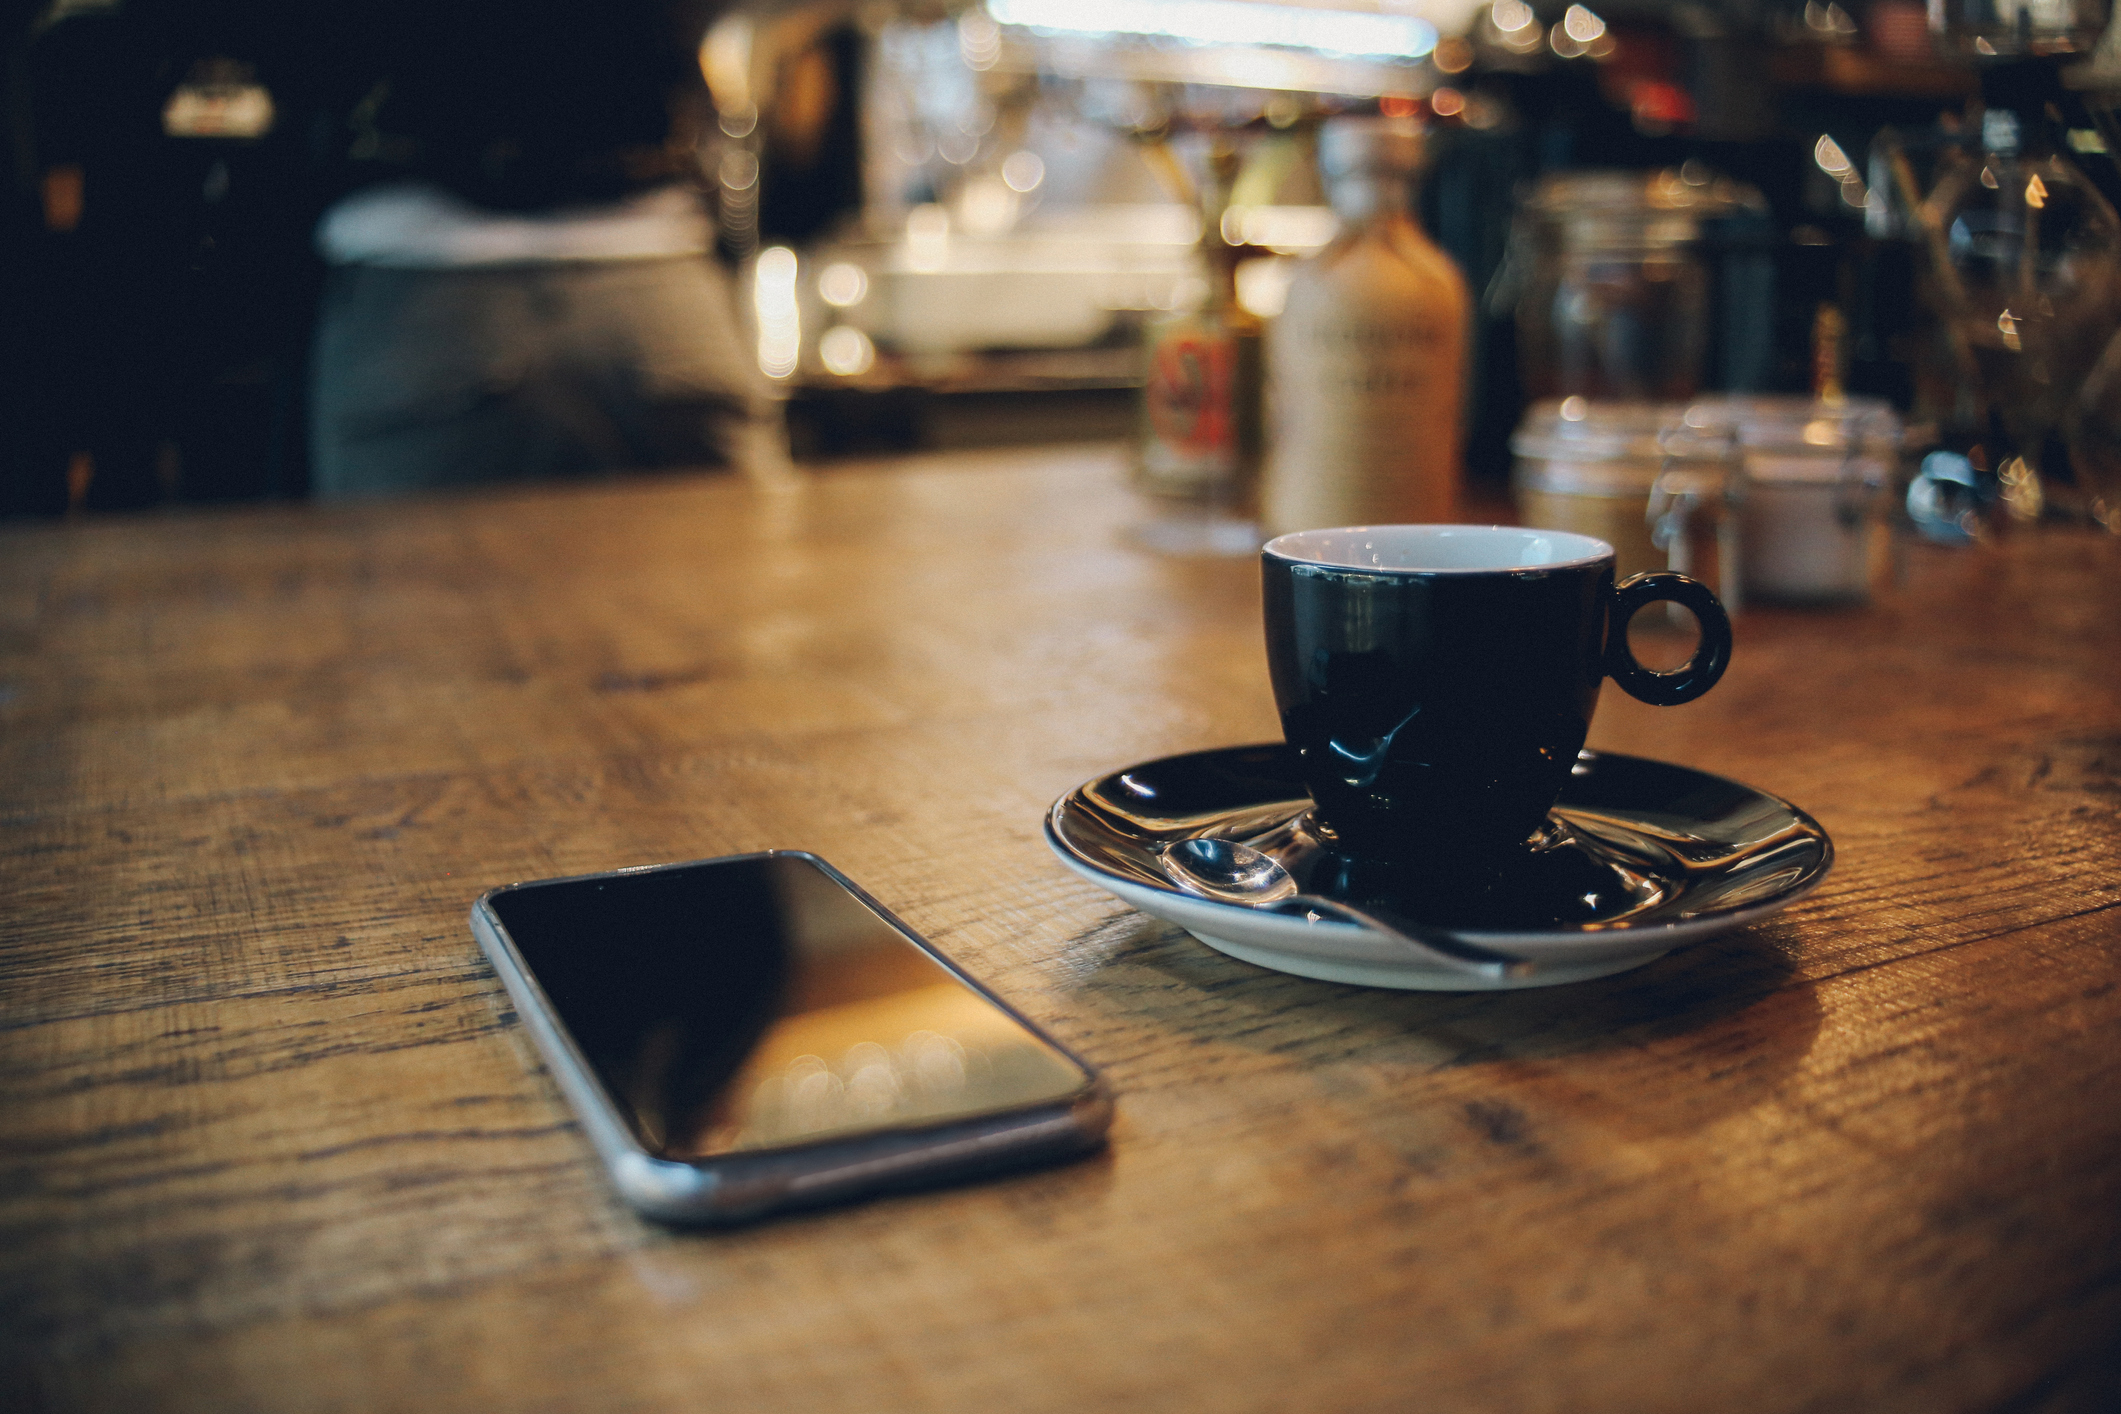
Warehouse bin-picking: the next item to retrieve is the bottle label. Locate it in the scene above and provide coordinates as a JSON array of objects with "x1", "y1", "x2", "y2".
[
  {"x1": 1264, "y1": 259, "x2": 1467, "y2": 532},
  {"x1": 1139, "y1": 316, "x2": 1238, "y2": 492},
  {"x1": 1298, "y1": 317, "x2": 1447, "y2": 394}
]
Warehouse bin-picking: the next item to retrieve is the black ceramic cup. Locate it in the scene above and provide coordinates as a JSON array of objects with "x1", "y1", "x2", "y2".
[{"x1": 1262, "y1": 525, "x2": 1732, "y2": 866}]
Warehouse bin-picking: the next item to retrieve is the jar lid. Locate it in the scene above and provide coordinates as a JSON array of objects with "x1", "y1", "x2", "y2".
[
  {"x1": 1510, "y1": 398, "x2": 1718, "y2": 464},
  {"x1": 1513, "y1": 458, "x2": 1664, "y2": 494},
  {"x1": 1522, "y1": 168, "x2": 1768, "y2": 248},
  {"x1": 1684, "y1": 395, "x2": 1902, "y2": 453}
]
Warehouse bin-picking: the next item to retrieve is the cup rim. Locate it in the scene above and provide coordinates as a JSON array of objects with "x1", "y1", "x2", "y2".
[{"x1": 1262, "y1": 524, "x2": 1614, "y2": 575}]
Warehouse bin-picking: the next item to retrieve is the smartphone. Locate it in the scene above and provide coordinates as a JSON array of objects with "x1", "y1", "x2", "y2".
[{"x1": 470, "y1": 851, "x2": 1111, "y2": 1224}]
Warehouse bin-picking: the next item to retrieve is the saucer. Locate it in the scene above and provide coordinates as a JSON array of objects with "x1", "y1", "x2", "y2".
[{"x1": 1044, "y1": 744, "x2": 1832, "y2": 991}]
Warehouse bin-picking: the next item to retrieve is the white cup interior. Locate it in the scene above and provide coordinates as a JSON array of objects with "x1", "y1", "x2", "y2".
[{"x1": 1264, "y1": 525, "x2": 1613, "y2": 573}]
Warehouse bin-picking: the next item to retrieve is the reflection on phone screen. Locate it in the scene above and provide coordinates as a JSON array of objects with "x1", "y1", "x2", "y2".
[{"x1": 487, "y1": 856, "x2": 1092, "y2": 1159}]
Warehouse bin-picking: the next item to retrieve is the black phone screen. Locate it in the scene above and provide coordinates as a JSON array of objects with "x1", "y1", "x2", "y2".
[{"x1": 485, "y1": 855, "x2": 1093, "y2": 1161}]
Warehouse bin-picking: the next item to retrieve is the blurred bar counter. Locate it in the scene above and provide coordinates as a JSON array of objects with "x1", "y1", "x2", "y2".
[{"x1": 784, "y1": 346, "x2": 1141, "y2": 457}]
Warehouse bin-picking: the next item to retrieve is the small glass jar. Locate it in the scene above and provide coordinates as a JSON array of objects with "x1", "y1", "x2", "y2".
[
  {"x1": 1689, "y1": 396, "x2": 1903, "y2": 604},
  {"x1": 1508, "y1": 169, "x2": 1768, "y2": 403},
  {"x1": 1511, "y1": 399, "x2": 1729, "y2": 585}
]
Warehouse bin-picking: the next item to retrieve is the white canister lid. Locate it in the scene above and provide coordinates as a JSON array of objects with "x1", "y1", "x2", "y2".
[{"x1": 1685, "y1": 395, "x2": 1902, "y2": 482}]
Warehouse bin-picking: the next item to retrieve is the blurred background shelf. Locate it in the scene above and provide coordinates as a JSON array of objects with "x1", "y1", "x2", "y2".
[{"x1": 4, "y1": 0, "x2": 2118, "y2": 511}]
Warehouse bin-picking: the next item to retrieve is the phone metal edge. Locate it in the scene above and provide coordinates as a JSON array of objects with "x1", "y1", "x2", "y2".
[{"x1": 470, "y1": 850, "x2": 1112, "y2": 1225}]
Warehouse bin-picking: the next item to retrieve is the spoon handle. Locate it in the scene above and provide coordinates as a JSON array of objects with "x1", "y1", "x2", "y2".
[{"x1": 1276, "y1": 894, "x2": 1536, "y2": 980}]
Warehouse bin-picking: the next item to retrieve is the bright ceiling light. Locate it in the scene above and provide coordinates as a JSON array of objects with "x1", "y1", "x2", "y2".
[
  {"x1": 1490, "y1": 0, "x2": 1537, "y2": 34},
  {"x1": 1562, "y1": 4, "x2": 1605, "y2": 42},
  {"x1": 818, "y1": 262, "x2": 868, "y2": 308},
  {"x1": 985, "y1": 0, "x2": 1438, "y2": 61},
  {"x1": 819, "y1": 325, "x2": 876, "y2": 377},
  {"x1": 1001, "y1": 150, "x2": 1046, "y2": 192}
]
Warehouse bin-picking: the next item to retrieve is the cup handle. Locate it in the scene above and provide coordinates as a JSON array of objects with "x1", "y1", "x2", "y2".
[{"x1": 1604, "y1": 572, "x2": 1732, "y2": 706}]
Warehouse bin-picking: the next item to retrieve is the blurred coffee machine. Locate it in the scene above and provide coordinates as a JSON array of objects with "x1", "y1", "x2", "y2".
[{"x1": 705, "y1": 0, "x2": 1471, "y2": 452}]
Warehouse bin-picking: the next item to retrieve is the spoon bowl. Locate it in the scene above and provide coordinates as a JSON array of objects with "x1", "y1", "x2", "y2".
[{"x1": 1158, "y1": 837, "x2": 1534, "y2": 980}]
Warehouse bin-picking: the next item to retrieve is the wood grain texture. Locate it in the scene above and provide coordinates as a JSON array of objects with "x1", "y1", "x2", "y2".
[{"x1": 3, "y1": 445, "x2": 2118, "y2": 1413}]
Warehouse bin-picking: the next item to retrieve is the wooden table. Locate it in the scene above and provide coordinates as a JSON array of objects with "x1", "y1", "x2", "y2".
[{"x1": 5, "y1": 445, "x2": 2119, "y2": 1412}]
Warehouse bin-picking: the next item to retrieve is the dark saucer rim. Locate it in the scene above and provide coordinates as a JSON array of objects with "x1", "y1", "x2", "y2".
[{"x1": 1046, "y1": 743, "x2": 1835, "y2": 943}]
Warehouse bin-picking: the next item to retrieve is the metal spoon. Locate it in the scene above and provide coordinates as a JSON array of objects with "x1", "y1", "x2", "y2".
[{"x1": 1158, "y1": 837, "x2": 1535, "y2": 981}]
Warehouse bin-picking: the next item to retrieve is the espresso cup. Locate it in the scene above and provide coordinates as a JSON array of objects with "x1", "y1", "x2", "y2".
[{"x1": 1261, "y1": 525, "x2": 1731, "y2": 865}]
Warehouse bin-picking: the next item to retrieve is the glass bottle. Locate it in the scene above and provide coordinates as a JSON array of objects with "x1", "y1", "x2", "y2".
[
  {"x1": 1132, "y1": 140, "x2": 1264, "y2": 553},
  {"x1": 1260, "y1": 116, "x2": 1469, "y2": 536},
  {"x1": 1920, "y1": 102, "x2": 2121, "y2": 521}
]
